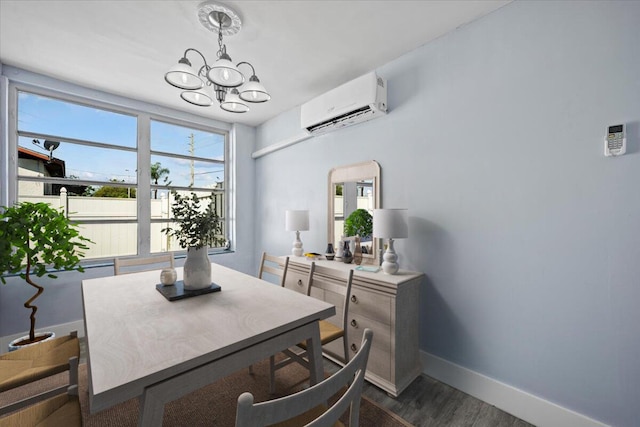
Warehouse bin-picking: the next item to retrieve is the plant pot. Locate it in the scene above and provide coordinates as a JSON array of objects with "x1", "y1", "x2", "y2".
[
  {"x1": 9, "y1": 331, "x2": 55, "y2": 352},
  {"x1": 183, "y1": 247, "x2": 212, "y2": 290}
]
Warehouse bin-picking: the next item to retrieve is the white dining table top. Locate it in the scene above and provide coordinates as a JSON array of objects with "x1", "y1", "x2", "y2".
[{"x1": 81, "y1": 262, "x2": 335, "y2": 412}]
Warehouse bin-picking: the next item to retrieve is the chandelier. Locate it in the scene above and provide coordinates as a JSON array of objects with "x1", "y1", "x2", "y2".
[{"x1": 165, "y1": 2, "x2": 270, "y2": 113}]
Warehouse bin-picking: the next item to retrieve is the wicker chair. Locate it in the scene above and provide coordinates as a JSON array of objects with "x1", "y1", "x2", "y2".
[{"x1": 0, "y1": 331, "x2": 79, "y2": 416}]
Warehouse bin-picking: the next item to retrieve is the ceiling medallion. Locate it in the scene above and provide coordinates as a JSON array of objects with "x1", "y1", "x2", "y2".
[{"x1": 197, "y1": 1, "x2": 241, "y2": 36}]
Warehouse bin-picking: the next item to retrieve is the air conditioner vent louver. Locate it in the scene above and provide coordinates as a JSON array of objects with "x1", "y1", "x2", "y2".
[
  {"x1": 301, "y1": 72, "x2": 387, "y2": 136},
  {"x1": 305, "y1": 106, "x2": 374, "y2": 133}
]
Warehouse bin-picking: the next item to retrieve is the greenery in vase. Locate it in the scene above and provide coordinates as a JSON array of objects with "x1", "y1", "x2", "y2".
[
  {"x1": 344, "y1": 209, "x2": 373, "y2": 240},
  {"x1": 0, "y1": 202, "x2": 92, "y2": 344},
  {"x1": 162, "y1": 191, "x2": 225, "y2": 250}
]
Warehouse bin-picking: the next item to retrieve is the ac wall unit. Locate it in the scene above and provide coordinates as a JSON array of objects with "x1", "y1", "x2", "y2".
[{"x1": 300, "y1": 72, "x2": 387, "y2": 136}]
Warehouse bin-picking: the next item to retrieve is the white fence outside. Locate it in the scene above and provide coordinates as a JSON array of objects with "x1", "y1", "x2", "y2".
[{"x1": 20, "y1": 189, "x2": 176, "y2": 259}]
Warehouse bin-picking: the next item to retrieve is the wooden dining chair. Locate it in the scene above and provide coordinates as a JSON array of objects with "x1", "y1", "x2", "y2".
[
  {"x1": 257, "y1": 252, "x2": 289, "y2": 286},
  {"x1": 236, "y1": 329, "x2": 373, "y2": 427},
  {"x1": 0, "y1": 385, "x2": 81, "y2": 427},
  {"x1": 0, "y1": 331, "x2": 79, "y2": 416},
  {"x1": 113, "y1": 253, "x2": 174, "y2": 275},
  {"x1": 269, "y1": 264, "x2": 353, "y2": 394},
  {"x1": 249, "y1": 252, "x2": 290, "y2": 375}
]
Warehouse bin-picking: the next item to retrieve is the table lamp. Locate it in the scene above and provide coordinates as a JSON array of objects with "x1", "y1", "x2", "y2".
[
  {"x1": 285, "y1": 210, "x2": 309, "y2": 257},
  {"x1": 373, "y1": 209, "x2": 408, "y2": 275}
]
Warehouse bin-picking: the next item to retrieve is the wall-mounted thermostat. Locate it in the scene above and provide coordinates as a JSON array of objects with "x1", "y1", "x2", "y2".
[{"x1": 604, "y1": 124, "x2": 626, "y2": 157}]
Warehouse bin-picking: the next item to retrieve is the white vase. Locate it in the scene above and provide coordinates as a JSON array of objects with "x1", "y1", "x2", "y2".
[{"x1": 183, "y1": 246, "x2": 212, "y2": 290}]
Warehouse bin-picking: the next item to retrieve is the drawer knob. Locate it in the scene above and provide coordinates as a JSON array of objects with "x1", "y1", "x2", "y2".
[
  {"x1": 297, "y1": 279, "x2": 303, "y2": 287},
  {"x1": 350, "y1": 319, "x2": 358, "y2": 328},
  {"x1": 350, "y1": 295, "x2": 358, "y2": 303},
  {"x1": 351, "y1": 343, "x2": 358, "y2": 353}
]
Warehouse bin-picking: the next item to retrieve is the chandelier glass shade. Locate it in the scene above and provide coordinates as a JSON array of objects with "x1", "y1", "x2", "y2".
[
  {"x1": 220, "y1": 89, "x2": 250, "y2": 113},
  {"x1": 165, "y1": 59, "x2": 203, "y2": 90},
  {"x1": 239, "y1": 70, "x2": 270, "y2": 103},
  {"x1": 181, "y1": 83, "x2": 214, "y2": 107},
  {"x1": 207, "y1": 51, "x2": 244, "y2": 88},
  {"x1": 165, "y1": 2, "x2": 269, "y2": 114}
]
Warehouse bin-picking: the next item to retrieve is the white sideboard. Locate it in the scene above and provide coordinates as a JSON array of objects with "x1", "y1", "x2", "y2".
[{"x1": 284, "y1": 258, "x2": 424, "y2": 397}]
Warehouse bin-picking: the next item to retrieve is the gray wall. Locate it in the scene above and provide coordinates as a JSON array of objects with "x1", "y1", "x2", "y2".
[{"x1": 254, "y1": 2, "x2": 640, "y2": 426}]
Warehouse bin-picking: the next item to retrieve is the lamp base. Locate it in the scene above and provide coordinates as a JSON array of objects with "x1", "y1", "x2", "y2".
[
  {"x1": 381, "y1": 238, "x2": 399, "y2": 275},
  {"x1": 292, "y1": 231, "x2": 304, "y2": 257}
]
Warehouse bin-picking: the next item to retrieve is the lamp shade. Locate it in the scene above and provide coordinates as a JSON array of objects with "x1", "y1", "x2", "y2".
[
  {"x1": 239, "y1": 78, "x2": 270, "y2": 103},
  {"x1": 165, "y1": 61, "x2": 203, "y2": 90},
  {"x1": 220, "y1": 89, "x2": 249, "y2": 113},
  {"x1": 285, "y1": 210, "x2": 309, "y2": 231},
  {"x1": 180, "y1": 85, "x2": 214, "y2": 106},
  {"x1": 207, "y1": 55, "x2": 245, "y2": 88},
  {"x1": 373, "y1": 209, "x2": 408, "y2": 239}
]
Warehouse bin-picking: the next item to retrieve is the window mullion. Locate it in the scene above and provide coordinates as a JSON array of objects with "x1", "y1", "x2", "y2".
[
  {"x1": 138, "y1": 114, "x2": 151, "y2": 256},
  {"x1": 5, "y1": 82, "x2": 17, "y2": 206}
]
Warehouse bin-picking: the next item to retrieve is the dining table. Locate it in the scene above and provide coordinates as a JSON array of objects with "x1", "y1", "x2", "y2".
[{"x1": 81, "y1": 261, "x2": 335, "y2": 426}]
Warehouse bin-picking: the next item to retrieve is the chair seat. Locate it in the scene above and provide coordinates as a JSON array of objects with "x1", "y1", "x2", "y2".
[
  {"x1": 0, "y1": 335, "x2": 79, "y2": 392},
  {"x1": 0, "y1": 393, "x2": 81, "y2": 427},
  {"x1": 298, "y1": 320, "x2": 344, "y2": 349}
]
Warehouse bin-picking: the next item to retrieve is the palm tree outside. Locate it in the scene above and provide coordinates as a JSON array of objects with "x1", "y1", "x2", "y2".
[{"x1": 151, "y1": 162, "x2": 170, "y2": 199}]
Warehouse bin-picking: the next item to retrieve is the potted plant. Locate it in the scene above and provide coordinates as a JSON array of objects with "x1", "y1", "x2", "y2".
[
  {"x1": 162, "y1": 191, "x2": 225, "y2": 290},
  {"x1": 344, "y1": 208, "x2": 373, "y2": 240},
  {"x1": 0, "y1": 202, "x2": 92, "y2": 349}
]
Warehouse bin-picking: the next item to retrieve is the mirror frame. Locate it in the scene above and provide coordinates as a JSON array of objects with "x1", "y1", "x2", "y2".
[{"x1": 327, "y1": 160, "x2": 381, "y2": 262}]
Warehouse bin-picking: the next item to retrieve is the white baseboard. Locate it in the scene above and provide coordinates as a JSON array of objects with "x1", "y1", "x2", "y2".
[
  {"x1": 421, "y1": 351, "x2": 608, "y2": 427},
  {"x1": 0, "y1": 320, "x2": 85, "y2": 354}
]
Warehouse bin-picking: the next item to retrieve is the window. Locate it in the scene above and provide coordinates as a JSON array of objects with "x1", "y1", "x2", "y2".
[
  {"x1": 150, "y1": 120, "x2": 226, "y2": 253},
  {"x1": 13, "y1": 90, "x2": 228, "y2": 260}
]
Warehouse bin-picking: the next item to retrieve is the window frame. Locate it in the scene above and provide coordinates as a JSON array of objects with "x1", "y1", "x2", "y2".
[{"x1": 6, "y1": 81, "x2": 232, "y2": 262}]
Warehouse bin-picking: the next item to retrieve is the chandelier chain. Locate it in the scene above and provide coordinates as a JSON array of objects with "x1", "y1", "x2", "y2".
[{"x1": 217, "y1": 17, "x2": 225, "y2": 58}]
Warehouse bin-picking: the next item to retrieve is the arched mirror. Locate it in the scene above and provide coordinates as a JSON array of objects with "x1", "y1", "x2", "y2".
[{"x1": 328, "y1": 160, "x2": 381, "y2": 263}]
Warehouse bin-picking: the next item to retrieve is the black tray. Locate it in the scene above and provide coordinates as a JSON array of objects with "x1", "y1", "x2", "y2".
[{"x1": 156, "y1": 280, "x2": 221, "y2": 301}]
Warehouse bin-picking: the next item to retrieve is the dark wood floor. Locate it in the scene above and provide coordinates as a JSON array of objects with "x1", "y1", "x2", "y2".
[
  {"x1": 323, "y1": 359, "x2": 535, "y2": 427},
  {"x1": 80, "y1": 339, "x2": 533, "y2": 426}
]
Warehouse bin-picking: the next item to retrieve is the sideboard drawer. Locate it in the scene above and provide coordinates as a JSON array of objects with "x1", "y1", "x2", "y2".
[
  {"x1": 349, "y1": 287, "x2": 391, "y2": 325},
  {"x1": 348, "y1": 314, "x2": 390, "y2": 380},
  {"x1": 284, "y1": 270, "x2": 311, "y2": 295},
  {"x1": 322, "y1": 317, "x2": 390, "y2": 380}
]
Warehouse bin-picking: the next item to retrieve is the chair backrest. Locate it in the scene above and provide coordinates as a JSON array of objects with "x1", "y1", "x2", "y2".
[
  {"x1": 310, "y1": 264, "x2": 354, "y2": 335},
  {"x1": 235, "y1": 329, "x2": 373, "y2": 427},
  {"x1": 281, "y1": 260, "x2": 316, "y2": 297},
  {"x1": 258, "y1": 252, "x2": 289, "y2": 287},
  {"x1": 113, "y1": 253, "x2": 174, "y2": 275}
]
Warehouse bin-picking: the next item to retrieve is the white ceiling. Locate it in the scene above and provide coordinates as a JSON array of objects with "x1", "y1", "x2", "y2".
[{"x1": 0, "y1": 0, "x2": 509, "y2": 127}]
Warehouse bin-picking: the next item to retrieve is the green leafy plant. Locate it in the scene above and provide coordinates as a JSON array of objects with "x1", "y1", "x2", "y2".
[
  {"x1": 0, "y1": 202, "x2": 92, "y2": 344},
  {"x1": 344, "y1": 209, "x2": 373, "y2": 239},
  {"x1": 161, "y1": 191, "x2": 226, "y2": 249}
]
